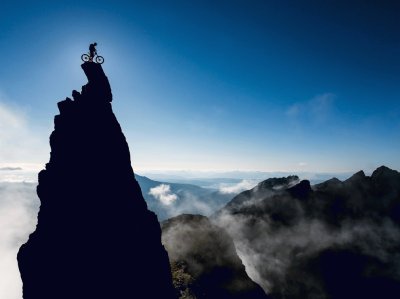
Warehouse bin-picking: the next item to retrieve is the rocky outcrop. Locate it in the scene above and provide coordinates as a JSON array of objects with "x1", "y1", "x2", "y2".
[
  {"x1": 162, "y1": 214, "x2": 269, "y2": 299},
  {"x1": 18, "y1": 62, "x2": 177, "y2": 299}
]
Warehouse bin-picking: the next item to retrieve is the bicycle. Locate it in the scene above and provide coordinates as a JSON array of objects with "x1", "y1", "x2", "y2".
[{"x1": 81, "y1": 53, "x2": 104, "y2": 64}]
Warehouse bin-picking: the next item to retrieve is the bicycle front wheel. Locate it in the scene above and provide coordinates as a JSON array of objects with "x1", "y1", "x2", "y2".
[
  {"x1": 95, "y1": 56, "x2": 104, "y2": 64},
  {"x1": 81, "y1": 54, "x2": 90, "y2": 62}
]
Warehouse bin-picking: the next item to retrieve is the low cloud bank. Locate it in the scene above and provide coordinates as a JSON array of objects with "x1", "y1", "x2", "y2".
[
  {"x1": 149, "y1": 184, "x2": 178, "y2": 205},
  {"x1": 0, "y1": 167, "x2": 22, "y2": 171},
  {"x1": 161, "y1": 214, "x2": 268, "y2": 298},
  {"x1": 215, "y1": 211, "x2": 400, "y2": 296},
  {"x1": 147, "y1": 183, "x2": 217, "y2": 219},
  {"x1": 219, "y1": 179, "x2": 258, "y2": 194},
  {"x1": 213, "y1": 169, "x2": 400, "y2": 298},
  {"x1": 0, "y1": 182, "x2": 39, "y2": 299},
  {"x1": 0, "y1": 100, "x2": 47, "y2": 166}
]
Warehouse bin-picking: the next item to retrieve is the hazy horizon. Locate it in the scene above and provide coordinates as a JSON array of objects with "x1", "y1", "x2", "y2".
[{"x1": 0, "y1": 165, "x2": 376, "y2": 186}]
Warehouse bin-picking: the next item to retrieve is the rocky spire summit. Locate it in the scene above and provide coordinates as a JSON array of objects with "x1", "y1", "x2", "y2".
[{"x1": 18, "y1": 62, "x2": 177, "y2": 299}]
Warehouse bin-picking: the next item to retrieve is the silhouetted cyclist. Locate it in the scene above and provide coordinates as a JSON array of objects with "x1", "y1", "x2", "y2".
[{"x1": 89, "y1": 43, "x2": 97, "y2": 60}]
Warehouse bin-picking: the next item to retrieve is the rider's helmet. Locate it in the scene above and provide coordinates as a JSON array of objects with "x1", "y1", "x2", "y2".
[{"x1": 94, "y1": 42, "x2": 97, "y2": 46}]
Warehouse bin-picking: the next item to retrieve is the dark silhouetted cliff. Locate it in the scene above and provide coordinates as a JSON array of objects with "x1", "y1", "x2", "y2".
[
  {"x1": 18, "y1": 62, "x2": 177, "y2": 299},
  {"x1": 162, "y1": 214, "x2": 269, "y2": 299}
]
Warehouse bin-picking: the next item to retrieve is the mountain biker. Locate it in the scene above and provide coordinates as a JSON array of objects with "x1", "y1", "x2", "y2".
[{"x1": 89, "y1": 43, "x2": 97, "y2": 60}]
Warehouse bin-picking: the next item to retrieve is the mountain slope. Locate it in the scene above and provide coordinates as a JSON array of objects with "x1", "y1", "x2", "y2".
[
  {"x1": 162, "y1": 214, "x2": 269, "y2": 299},
  {"x1": 213, "y1": 166, "x2": 400, "y2": 299}
]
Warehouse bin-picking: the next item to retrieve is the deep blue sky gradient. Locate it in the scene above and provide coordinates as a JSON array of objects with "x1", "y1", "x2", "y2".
[{"x1": 0, "y1": 0, "x2": 399, "y2": 172}]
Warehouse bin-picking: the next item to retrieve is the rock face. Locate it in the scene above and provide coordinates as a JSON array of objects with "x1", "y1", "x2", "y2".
[
  {"x1": 162, "y1": 214, "x2": 269, "y2": 299},
  {"x1": 18, "y1": 62, "x2": 177, "y2": 299}
]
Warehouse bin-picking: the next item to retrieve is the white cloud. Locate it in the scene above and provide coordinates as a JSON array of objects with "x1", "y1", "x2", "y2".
[
  {"x1": 286, "y1": 93, "x2": 335, "y2": 123},
  {"x1": 0, "y1": 165, "x2": 40, "y2": 183},
  {"x1": 285, "y1": 103, "x2": 301, "y2": 117},
  {"x1": 166, "y1": 192, "x2": 214, "y2": 218},
  {"x1": 0, "y1": 182, "x2": 39, "y2": 299},
  {"x1": 219, "y1": 179, "x2": 258, "y2": 194},
  {"x1": 149, "y1": 184, "x2": 178, "y2": 205},
  {"x1": 310, "y1": 93, "x2": 335, "y2": 123},
  {"x1": 0, "y1": 98, "x2": 47, "y2": 168}
]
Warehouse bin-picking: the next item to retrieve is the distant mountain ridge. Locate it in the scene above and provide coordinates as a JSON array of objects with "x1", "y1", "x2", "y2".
[{"x1": 135, "y1": 174, "x2": 233, "y2": 221}]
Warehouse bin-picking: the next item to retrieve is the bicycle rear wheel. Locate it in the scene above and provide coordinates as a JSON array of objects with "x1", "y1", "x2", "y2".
[
  {"x1": 95, "y1": 56, "x2": 104, "y2": 64},
  {"x1": 81, "y1": 54, "x2": 90, "y2": 62}
]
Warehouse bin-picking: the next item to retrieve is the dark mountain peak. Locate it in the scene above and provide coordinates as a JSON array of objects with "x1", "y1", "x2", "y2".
[
  {"x1": 288, "y1": 179, "x2": 312, "y2": 200},
  {"x1": 81, "y1": 62, "x2": 112, "y2": 103},
  {"x1": 345, "y1": 170, "x2": 367, "y2": 184},
  {"x1": 257, "y1": 175, "x2": 299, "y2": 191},
  {"x1": 18, "y1": 61, "x2": 176, "y2": 299},
  {"x1": 325, "y1": 177, "x2": 342, "y2": 184},
  {"x1": 222, "y1": 176, "x2": 301, "y2": 212},
  {"x1": 314, "y1": 177, "x2": 343, "y2": 191},
  {"x1": 353, "y1": 170, "x2": 366, "y2": 177},
  {"x1": 81, "y1": 61, "x2": 107, "y2": 82},
  {"x1": 371, "y1": 165, "x2": 399, "y2": 180}
]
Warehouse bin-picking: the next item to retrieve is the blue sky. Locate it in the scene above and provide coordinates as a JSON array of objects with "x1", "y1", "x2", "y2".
[{"x1": 0, "y1": 0, "x2": 399, "y2": 173}]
